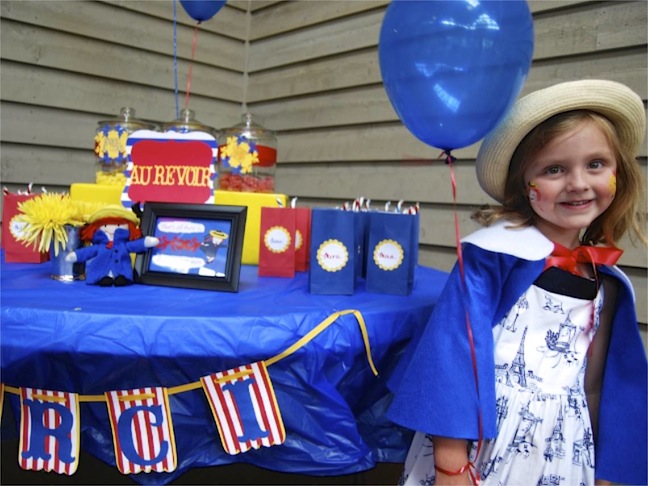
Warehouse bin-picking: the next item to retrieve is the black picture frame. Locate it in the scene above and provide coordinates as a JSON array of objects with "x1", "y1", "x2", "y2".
[{"x1": 134, "y1": 203, "x2": 247, "y2": 292}]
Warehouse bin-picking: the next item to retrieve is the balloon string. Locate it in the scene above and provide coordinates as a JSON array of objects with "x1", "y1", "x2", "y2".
[
  {"x1": 173, "y1": 0, "x2": 179, "y2": 119},
  {"x1": 440, "y1": 150, "x2": 484, "y2": 471},
  {"x1": 185, "y1": 22, "x2": 200, "y2": 110}
]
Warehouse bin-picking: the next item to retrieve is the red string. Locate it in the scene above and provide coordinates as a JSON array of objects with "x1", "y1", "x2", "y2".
[
  {"x1": 435, "y1": 461, "x2": 479, "y2": 486},
  {"x1": 441, "y1": 150, "x2": 483, "y2": 475},
  {"x1": 185, "y1": 22, "x2": 200, "y2": 110}
]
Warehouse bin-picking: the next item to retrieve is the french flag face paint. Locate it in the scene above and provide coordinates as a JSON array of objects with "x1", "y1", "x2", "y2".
[{"x1": 528, "y1": 182, "x2": 540, "y2": 203}]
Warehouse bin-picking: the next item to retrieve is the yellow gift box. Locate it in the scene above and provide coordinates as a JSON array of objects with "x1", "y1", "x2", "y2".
[
  {"x1": 70, "y1": 183, "x2": 123, "y2": 205},
  {"x1": 69, "y1": 183, "x2": 286, "y2": 264}
]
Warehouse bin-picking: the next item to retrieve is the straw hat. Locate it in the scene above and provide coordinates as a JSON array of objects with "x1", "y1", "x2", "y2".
[
  {"x1": 476, "y1": 79, "x2": 646, "y2": 203},
  {"x1": 88, "y1": 205, "x2": 140, "y2": 225}
]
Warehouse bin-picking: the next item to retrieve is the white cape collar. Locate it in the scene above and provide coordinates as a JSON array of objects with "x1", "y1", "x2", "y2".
[
  {"x1": 461, "y1": 220, "x2": 634, "y2": 300},
  {"x1": 461, "y1": 220, "x2": 553, "y2": 261}
]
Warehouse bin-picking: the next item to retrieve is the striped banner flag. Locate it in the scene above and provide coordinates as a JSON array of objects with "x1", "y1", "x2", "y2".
[
  {"x1": 105, "y1": 387, "x2": 177, "y2": 475},
  {"x1": 201, "y1": 361, "x2": 285, "y2": 455},
  {"x1": 19, "y1": 387, "x2": 80, "y2": 475}
]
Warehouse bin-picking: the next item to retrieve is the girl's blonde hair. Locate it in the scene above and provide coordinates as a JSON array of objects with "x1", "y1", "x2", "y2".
[{"x1": 472, "y1": 110, "x2": 647, "y2": 247}]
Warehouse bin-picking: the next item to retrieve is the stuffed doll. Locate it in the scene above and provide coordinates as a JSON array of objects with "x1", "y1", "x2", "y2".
[{"x1": 65, "y1": 205, "x2": 159, "y2": 286}]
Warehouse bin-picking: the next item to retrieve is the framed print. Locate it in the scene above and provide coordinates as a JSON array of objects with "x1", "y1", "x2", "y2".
[{"x1": 135, "y1": 203, "x2": 247, "y2": 292}]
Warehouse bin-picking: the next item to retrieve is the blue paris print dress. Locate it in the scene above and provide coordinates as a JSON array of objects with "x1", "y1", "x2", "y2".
[{"x1": 400, "y1": 267, "x2": 602, "y2": 486}]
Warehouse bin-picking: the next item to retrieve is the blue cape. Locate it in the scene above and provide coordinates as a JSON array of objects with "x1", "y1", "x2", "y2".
[{"x1": 387, "y1": 221, "x2": 647, "y2": 485}]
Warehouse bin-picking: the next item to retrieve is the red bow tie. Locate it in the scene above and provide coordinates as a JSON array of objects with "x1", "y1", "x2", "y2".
[{"x1": 545, "y1": 243, "x2": 622, "y2": 276}]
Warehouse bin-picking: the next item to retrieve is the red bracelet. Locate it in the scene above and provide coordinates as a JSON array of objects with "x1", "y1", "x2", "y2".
[{"x1": 435, "y1": 461, "x2": 479, "y2": 485}]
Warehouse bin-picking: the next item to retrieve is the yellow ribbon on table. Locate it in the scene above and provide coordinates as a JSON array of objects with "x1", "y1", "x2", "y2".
[{"x1": 4, "y1": 309, "x2": 377, "y2": 401}]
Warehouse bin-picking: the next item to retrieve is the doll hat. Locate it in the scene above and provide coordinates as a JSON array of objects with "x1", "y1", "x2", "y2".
[
  {"x1": 88, "y1": 205, "x2": 140, "y2": 225},
  {"x1": 476, "y1": 79, "x2": 646, "y2": 203}
]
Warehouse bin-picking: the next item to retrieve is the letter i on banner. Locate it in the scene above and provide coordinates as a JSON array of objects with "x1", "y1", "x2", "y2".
[
  {"x1": 201, "y1": 361, "x2": 285, "y2": 455},
  {"x1": 105, "y1": 387, "x2": 177, "y2": 474},
  {"x1": 18, "y1": 387, "x2": 80, "y2": 475}
]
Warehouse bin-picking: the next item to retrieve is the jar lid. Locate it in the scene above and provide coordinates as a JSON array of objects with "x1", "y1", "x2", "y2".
[
  {"x1": 162, "y1": 108, "x2": 217, "y2": 135},
  {"x1": 221, "y1": 112, "x2": 276, "y2": 140},
  {"x1": 97, "y1": 107, "x2": 156, "y2": 131}
]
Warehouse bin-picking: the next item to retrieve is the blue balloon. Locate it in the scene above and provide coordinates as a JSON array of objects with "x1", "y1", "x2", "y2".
[
  {"x1": 180, "y1": 0, "x2": 226, "y2": 22},
  {"x1": 379, "y1": 0, "x2": 534, "y2": 151}
]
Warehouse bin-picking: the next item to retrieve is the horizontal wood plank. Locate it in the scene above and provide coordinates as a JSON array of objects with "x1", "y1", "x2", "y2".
[
  {"x1": 247, "y1": 46, "x2": 647, "y2": 103},
  {"x1": 248, "y1": 0, "x2": 387, "y2": 41},
  {"x1": 248, "y1": 9, "x2": 383, "y2": 71},
  {"x1": 0, "y1": 0, "x2": 245, "y2": 70},
  {"x1": 249, "y1": 52, "x2": 646, "y2": 136},
  {"x1": 532, "y1": 1, "x2": 647, "y2": 59},
  {"x1": 101, "y1": 0, "x2": 249, "y2": 40},
  {"x1": 246, "y1": 1, "x2": 645, "y2": 72},
  {"x1": 528, "y1": 0, "x2": 594, "y2": 13},
  {"x1": 1, "y1": 143, "x2": 95, "y2": 187},
  {"x1": 275, "y1": 160, "x2": 487, "y2": 205},
  {"x1": 0, "y1": 20, "x2": 245, "y2": 102},
  {"x1": 0, "y1": 64, "x2": 242, "y2": 132}
]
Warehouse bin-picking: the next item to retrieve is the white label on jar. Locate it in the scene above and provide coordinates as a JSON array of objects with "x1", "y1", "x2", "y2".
[
  {"x1": 373, "y1": 239, "x2": 404, "y2": 271},
  {"x1": 264, "y1": 226, "x2": 291, "y2": 254},
  {"x1": 316, "y1": 239, "x2": 348, "y2": 272}
]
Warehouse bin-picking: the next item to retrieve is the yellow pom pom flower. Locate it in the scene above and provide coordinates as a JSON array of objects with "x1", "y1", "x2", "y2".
[{"x1": 14, "y1": 193, "x2": 90, "y2": 256}]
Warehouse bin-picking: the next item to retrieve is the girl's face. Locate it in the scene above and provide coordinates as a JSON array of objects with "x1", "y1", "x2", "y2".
[{"x1": 523, "y1": 120, "x2": 617, "y2": 248}]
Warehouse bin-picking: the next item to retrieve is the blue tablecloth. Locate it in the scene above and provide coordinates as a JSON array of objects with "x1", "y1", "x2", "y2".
[{"x1": 0, "y1": 254, "x2": 447, "y2": 484}]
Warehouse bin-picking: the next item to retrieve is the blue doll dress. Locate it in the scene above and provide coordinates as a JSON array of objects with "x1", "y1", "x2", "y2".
[{"x1": 399, "y1": 267, "x2": 602, "y2": 485}]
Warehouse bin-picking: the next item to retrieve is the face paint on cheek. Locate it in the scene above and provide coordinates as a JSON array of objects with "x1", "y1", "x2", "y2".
[
  {"x1": 528, "y1": 182, "x2": 541, "y2": 203},
  {"x1": 608, "y1": 171, "x2": 617, "y2": 197}
]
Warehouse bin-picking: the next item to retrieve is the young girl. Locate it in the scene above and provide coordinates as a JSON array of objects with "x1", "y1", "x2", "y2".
[{"x1": 387, "y1": 80, "x2": 647, "y2": 485}]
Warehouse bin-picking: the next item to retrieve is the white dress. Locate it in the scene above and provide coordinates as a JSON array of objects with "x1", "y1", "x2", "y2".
[{"x1": 400, "y1": 268, "x2": 601, "y2": 486}]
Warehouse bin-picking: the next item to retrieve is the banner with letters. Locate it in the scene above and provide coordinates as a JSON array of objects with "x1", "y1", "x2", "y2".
[{"x1": 2, "y1": 310, "x2": 376, "y2": 477}]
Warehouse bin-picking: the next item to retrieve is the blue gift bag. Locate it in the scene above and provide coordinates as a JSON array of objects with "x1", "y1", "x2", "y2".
[
  {"x1": 365, "y1": 211, "x2": 419, "y2": 295},
  {"x1": 309, "y1": 208, "x2": 360, "y2": 295}
]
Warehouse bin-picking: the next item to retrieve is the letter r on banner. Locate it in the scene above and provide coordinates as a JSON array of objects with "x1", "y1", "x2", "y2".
[
  {"x1": 201, "y1": 361, "x2": 285, "y2": 455},
  {"x1": 19, "y1": 387, "x2": 80, "y2": 475}
]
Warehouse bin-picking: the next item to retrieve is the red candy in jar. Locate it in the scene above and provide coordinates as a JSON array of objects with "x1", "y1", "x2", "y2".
[{"x1": 217, "y1": 113, "x2": 277, "y2": 193}]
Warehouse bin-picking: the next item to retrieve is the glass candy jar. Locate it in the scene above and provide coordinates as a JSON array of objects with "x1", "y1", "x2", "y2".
[
  {"x1": 218, "y1": 113, "x2": 277, "y2": 193},
  {"x1": 94, "y1": 107, "x2": 156, "y2": 186},
  {"x1": 162, "y1": 108, "x2": 218, "y2": 137}
]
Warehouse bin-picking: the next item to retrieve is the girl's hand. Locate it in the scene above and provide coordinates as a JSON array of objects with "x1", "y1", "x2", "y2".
[{"x1": 432, "y1": 436, "x2": 475, "y2": 485}]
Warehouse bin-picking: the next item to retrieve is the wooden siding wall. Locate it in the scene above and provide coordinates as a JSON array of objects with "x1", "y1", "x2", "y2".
[{"x1": 1, "y1": 1, "x2": 646, "y2": 330}]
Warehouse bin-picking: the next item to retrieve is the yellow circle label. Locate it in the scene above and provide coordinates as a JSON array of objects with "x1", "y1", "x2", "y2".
[
  {"x1": 264, "y1": 226, "x2": 291, "y2": 254},
  {"x1": 8, "y1": 216, "x2": 28, "y2": 241},
  {"x1": 373, "y1": 239, "x2": 404, "y2": 271},
  {"x1": 316, "y1": 239, "x2": 348, "y2": 272}
]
